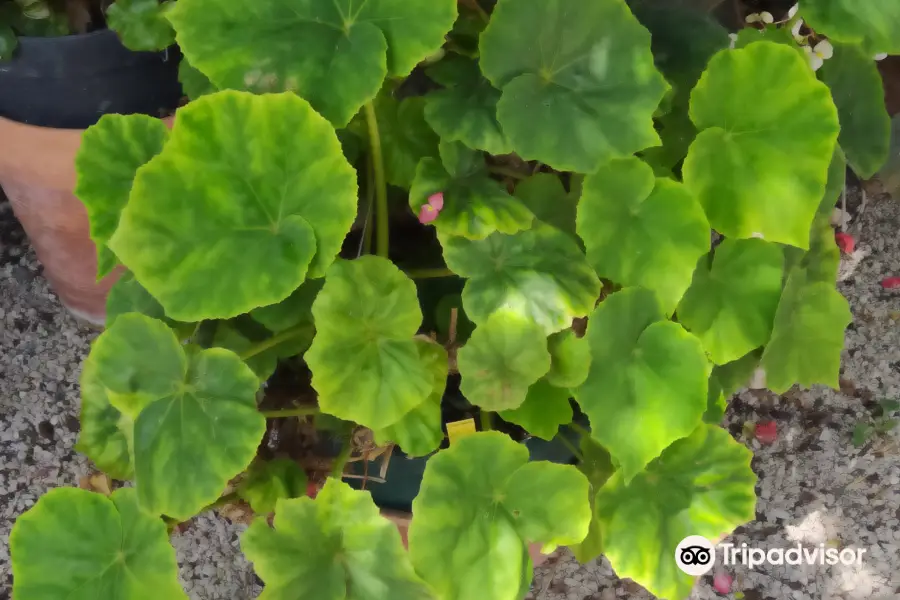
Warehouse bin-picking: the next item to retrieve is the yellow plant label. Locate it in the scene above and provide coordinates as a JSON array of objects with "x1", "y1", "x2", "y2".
[{"x1": 446, "y1": 418, "x2": 476, "y2": 444}]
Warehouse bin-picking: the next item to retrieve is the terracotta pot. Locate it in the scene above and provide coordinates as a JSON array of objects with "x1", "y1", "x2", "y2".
[
  {"x1": 0, "y1": 117, "x2": 124, "y2": 324},
  {"x1": 0, "y1": 115, "x2": 177, "y2": 325},
  {"x1": 381, "y1": 509, "x2": 550, "y2": 568}
]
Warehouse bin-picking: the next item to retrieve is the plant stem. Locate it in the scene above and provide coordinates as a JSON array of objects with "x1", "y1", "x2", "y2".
[
  {"x1": 480, "y1": 410, "x2": 492, "y2": 431},
  {"x1": 261, "y1": 406, "x2": 319, "y2": 418},
  {"x1": 331, "y1": 437, "x2": 354, "y2": 479},
  {"x1": 464, "y1": 0, "x2": 490, "y2": 22},
  {"x1": 188, "y1": 321, "x2": 202, "y2": 342},
  {"x1": 557, "y1": 434, "x2": 584, "y2": 463},
  {"x1": 488, "y1": 165, "x2": 529, "y2": 180},
  {"x1": 404, "y1": 267, "x2": 456, "y2": 279},
  {"x1": 567, "y1": 421, "x2": 591, "y2": 438},
  {"x1": 364, "y1": 102, "x2": 389, "y2": 258},
  {"x1": 239, "y1": 324, "x2": 312, "y2": 361},
  {"x1": 362, "y1": 157, "x2": 375, "y2": 255}
]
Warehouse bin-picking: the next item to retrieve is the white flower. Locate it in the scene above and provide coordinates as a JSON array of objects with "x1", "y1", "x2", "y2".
[
  {"x1": 746, "y1": 11, "x2": 774, "y2": 24},
  {"x1": 814, "y1": 39, "x2": 834, "y2": 59},
  {"x1": 874, "y1": 53, "x2": 889, "y2": 61},
  {"x1": 787, "y1": 3, "x2": 799, "y2": 19},
  {"x1": 729, "y1": 33, "x2": 738, "y2": 49},
  {"x1": 804, "y1": 40, "x2": 833, "y2": 71},
  {"x1": 791, "y1": 18, "x2": 804, "y2": 40},
  {"x1": 750, "y1": 232, "x2": 765, "y2": 239}
]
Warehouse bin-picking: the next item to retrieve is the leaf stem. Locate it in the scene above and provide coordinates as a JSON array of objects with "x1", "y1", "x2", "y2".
[
  {"x1": 362, "y1": 157, "x2": 376, "y2": 255},
  {"x1": 567, "y1": 421, "x2": 591, "y2": 438},
  {"x1": 464, "y1": 0, "x2": 490, "y2": 22},
  {"x1": 364, "y1": 102, "x2": 389, "y2": 258},
  {"x1": 239, "y1": 324, "x2": 312, "y2": 361},
  {"x1": 404, "y1": 267, "x2": 456, "y2": 279},
  {"x1": 261, "y1": 406, "x2": 319, "y2": 418},
  {"x1": 480, "y1": 410, "x2": 492, "y2": 431},
  {"x1": 331, "y1": 436, "x2": 354, "y2": 479},
  {"x1": 188, "y1": 320, "x2": 202, "y2": 342},
  {"x1": 557, "y1": 434, "x2": 584, "y2": 463}
]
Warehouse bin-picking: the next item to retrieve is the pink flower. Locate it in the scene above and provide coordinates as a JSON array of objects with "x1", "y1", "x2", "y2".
[
  {"x1": 418, "y1": 192, "x2": 444, "y2": 224},
  {"x1": 834, "y1": 232, "x2": 855, "y2": 254},
  {"x1": 713, "y1": 570, "x2": 733, "y2": 594},
  {"x1": 755, "y1": 421, "x2": 777, "y2": 445},
  {"x1": 882, "y1": 277, "x2": 900, "y2": 289},
  {"x1": 427, "y1": 192, "x2": 444, "y2": 211},
  {"x1": 418, "y1": 204, "x2": 440, "y2": 224}
]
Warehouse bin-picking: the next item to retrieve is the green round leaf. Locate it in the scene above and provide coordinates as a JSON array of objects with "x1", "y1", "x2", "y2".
[
  {"x1": 134, "y1": 344, "x2": 265, "y2": 519},
  {"x1": 371, "y1": 90, "x2": 440, "y2": 190},
  {"x1": 499, "y1": 378, "x2": 573, "y2": 441},
  {"x1": 683, "y1": 42, "x2": 840, "y2": 248},
  {"x1": 374, "y1": 340, "x2": 449, "y2": 457},
  {"x1": 513, "y1": 173, "x2": 578, "y2": 237},
  {"x1": 178, "y1": 58, "x2": 217, "y2": 101},
  {"x1": 238, "y1": 459, "x2": 308, "y2": 515},
  {"x1": 11, "y1": 488, "x2": 185, "y2": 599},
  {"x1": 577, "y1": 157, "x2": 710, "y2": 314},
  {"x1": 479, "y1": 0, "x2": 668, "y2": 172},
  {"x1": 74, "y1": 113, "x2": 169, "y2": 279},
  {"x1": 424, "y1": 56, "x2": 512, "y2": 155},
  {"x1": 630, "y1": 3, "x2": 729, "y2": 104},
  {"x1": 107, "y1": 0, "x2": 175, "y2": 51},
  {"x1": 409, "y1": 432, "x2": 591, "y2": 600},
  {"x1": 545, "y1": 329, "x2": 591, "y2": 389},
  {"x1": 801, "y1": 0, "x2": 900, "y2": 55},
  {"x1": 442, "y1": 224, "x2": 600, "y2": 334},
  {"x1": 213, "y1": 323, "x2": 278, "y2": 382},
  {"x1": 817, "y1": 146, "x2": 847, "y2": 219},
  {"x1": 761, "y1": 270, "x2": 852, "y2": 393},
  {"x1": 167, "y1": 0, "x2": 456, "y2": 126},
  {"x1": 712, "y1": 349, "x2": 762, "y2": 398},
  {"x1": 639, "y1": 108, "x2": 697, "y2": 177},
  {"x1": 733, "y1": 24, "x2": 803, "y2": 53},
  {"x1": 0, "y1": 24, "x2": 17, "y2": 60},
  {"x1": 110, "y1": 91, "x2": 358, "y2": 321},
  {"x1": 457, "y1": 312, "x2": 551, "y2": 410},
  {"x1": 106, "y1": 271, "x2": 168, "y2": 327},
  {"x1": 704, "y1": 374, "x2": 728, "y2": 424},
  {"x1": 572, "y1": 288, "x2": 708, "y2": 481},
  {"x1": 819, "y1": 43, "x2": 891, "y2": 179},
  {"x1": 306, "y1": 257, "x2": 433, "y2": 430},
  {"x1": 80, "y1": 313, "x2": 265, "y2": 519},
  {"x1": 677, "y1": 239, "x2": 785, "y2": 365},
  {"x1": 569, "y1": 437, "x2": 615, "y2": 564},
  {"x1": 242, "y1": 479, "x2": 431, "y2": 599},
  {"x1": 77, "y1": 360, "x2": 135, "y2": 481},
  {"x1": 595, "y1": 425, "x2": 756, "y2": 600},
  {"x1": 251, "y1": 278, "x2": 323, "y2": 332},
  {"x1": 410, "y1": 143, "x2": 533, "y2": 240},
  {"x1": 83, "y1": 313, "x2": 187, "y2": 423}
]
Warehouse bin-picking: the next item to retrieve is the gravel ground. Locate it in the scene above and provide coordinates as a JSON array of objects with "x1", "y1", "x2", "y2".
[{"x1": 1, "y1": 189, "x2": 899, "y2": 600}]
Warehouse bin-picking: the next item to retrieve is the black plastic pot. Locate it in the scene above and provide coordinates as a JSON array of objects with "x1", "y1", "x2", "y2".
[
  {"x1": 0, "y1": 29, "x2": 182, "y2": 129},
  {"x1": 346, "y1": 419, "x2": 586, "y2": 514}
]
